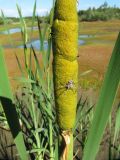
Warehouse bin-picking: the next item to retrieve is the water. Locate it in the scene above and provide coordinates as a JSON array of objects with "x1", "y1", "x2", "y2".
[
  {"x1": 0, "y1": 26, "x2": 87, "y2": 49},
  {"x1": 78, "y1": 39, "x2": 85, "y2": 45},
  {"x1": 27, "y1": 26, "x2": 38, "y2": 30},
  {"x1": 18, "y1": 40, "x2": 48, "y2": 50},
  {"x1": 0, "y1": 27, "x2": 38, "y2": 34},
  {"x1": 3, "y1": 39, "x2": 85, "y2": 50},
  {"x1": 0, "y1": 28, "x2": 21, "y2": 34},
  {"x1": 28, "y1": 40, "x2": 48, "y2": 50},
  {"x1": 79, "y1": 35, "x2": 93, "y2": 38},
  {"x1": 18, "y1": 39, "x2": 85, "y2": 50},
  {"x1": 0, "y1": 28, "x2": 90, "y2": 49},
  {"x1": 0, "y1": 27, "x2": 93, "y2": 39}
]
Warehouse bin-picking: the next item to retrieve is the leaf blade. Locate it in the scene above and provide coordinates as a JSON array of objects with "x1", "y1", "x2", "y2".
[
  {"x1": 83, "y1": 32, "x2": 120, "y2": 160},
  {"x1": 0, "y1": 47, "x2": 28, "y2": 160}
]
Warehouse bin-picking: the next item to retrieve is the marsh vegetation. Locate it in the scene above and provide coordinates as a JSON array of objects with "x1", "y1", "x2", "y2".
[{"x1": 0, "y1": 1, "x2": 120, "y2": 160}]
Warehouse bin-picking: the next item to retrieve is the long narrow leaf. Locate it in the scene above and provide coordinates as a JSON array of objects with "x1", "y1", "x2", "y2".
[
  {"x1": 0, "y1": 47, "x2": 28, "y2": 160},
  {"x1": 113, "y1": 103, "x2": 120, "y2": 144},
  {"x1": 83, "y1": 32, "x2": 120, "y2": 160},
  {"x1": 15, "y1": 54, "x2": 24, "y2": 76},
  {"x1": 16, "y1": 4, "x2": 28, "y2": 44},
  {"x1": 37, "y1": 16, "x2": 44, "y2": 51},
  {"x1": 30, "y1": 0, "x2": 36, "y2": 40}
]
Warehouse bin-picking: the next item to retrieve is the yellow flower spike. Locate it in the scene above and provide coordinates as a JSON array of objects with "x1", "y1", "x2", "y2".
[
  {"x1": 54, "y1": 0, "x2": 78, "y2": 21},
  {"x1": 52, "y1": 0, "x2": 78, "y2": 130}
]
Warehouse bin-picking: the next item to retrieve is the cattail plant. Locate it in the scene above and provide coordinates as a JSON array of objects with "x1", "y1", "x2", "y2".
[{"x1": 52, "y1": 0, "x2": 78, "y2": 159}]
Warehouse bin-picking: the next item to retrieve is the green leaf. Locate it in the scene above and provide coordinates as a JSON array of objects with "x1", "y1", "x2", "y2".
[
  {"x1": 83, "y1": 32, "x2": 120, "y2": 160},
  {"x1": 13, "y1": 77, "x2": 35, "y2": 83},
  {"x1": 54, "y1": 138, "x2": 59, "y2": 160},
  {"x1": 30, "y1": 0, "x2": 37, "y2": 38},
  {"x1": 32, "y1": 46, "x2": 46, "y2": 91},
  {"x1": 0, "y1": 47, "x2": 28, "y2": 160},
  {"x1": 16, "y1": 4, "x2": 28, "y2": 44},
  {"x1": 15, "y1": 54, "x2": 24, "y2": 76},
  {"x1": 37, "y1": 16, "x2": 44, "y2": 51},
  {"x1": 113, "y1": 103, "x2": 120, "y2": 144},
  {"x1": 32, "y1": 0, "x2": 37, "y2": 21}
]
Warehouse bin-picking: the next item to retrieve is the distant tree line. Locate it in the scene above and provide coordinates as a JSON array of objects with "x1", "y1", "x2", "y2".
[
  {"x1": 78, "y1": 2, "x2": 120, "y2": 21},
  {"x1": 0, "y1": 17, "x2": 19, "y2": 25},
  {"x1": 0, "y1": 2, "x2": 120, "y2": 25},
  {"x1": 0, "y1": 15, "x2": 49, "y2": 25}
]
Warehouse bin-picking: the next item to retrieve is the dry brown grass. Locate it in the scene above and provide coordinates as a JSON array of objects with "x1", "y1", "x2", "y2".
[
  {"x1": 78, "y1": 44, "x2": 113, "y2": 75},
  {"x1": 4, "y1": 43, "x2": 114, "y2": 90}
]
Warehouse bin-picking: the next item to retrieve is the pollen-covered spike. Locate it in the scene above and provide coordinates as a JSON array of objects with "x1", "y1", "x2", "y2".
[{"x1": 52, "y1": 0, "x2": 78, "y2": 130}]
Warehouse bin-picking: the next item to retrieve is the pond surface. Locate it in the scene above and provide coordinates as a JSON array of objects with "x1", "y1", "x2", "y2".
[
  {"x1": 18, "y1": 39, "x2": 85, "y2": 50},
  {"x1": 79, "y1": 35, "x2": 93, "y2": 38},
  {"x1": 28, "y1": 26, "x2": 38, "y2": 30},
  {"x1": 0, "y1": 27, "x2": 93, "y2": 40},
  {"x1": 0, "y1": 27, "x2": 38, "y2": 34},
  {"x1": 79, "y1": 39, "x2": 85, "y2": 45},
  {"x1": 1, "y1": 27, "x2": 88, "y2": 49},
  {"x1": 18, "y1": 40, "x2": 48, "y2": 50},
  {"x1": 0, "y1": 28, "x2": 21, "y2": 34}
]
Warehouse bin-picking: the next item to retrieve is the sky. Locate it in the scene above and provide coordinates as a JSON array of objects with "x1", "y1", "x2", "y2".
[{"x1": 0, "y1": 0, "x2": 120, "y2": 17}]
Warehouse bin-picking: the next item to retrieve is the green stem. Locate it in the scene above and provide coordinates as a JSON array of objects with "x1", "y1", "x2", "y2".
[
  {"x1": 49, "y1": 117, "x2": 54, "y2": 160},
  {"x1": 47, "y1": 68, "x2": 54, "y2": 160},
  {"x1": 59, "y1": 131, "x2": 73, "y2": 160},
  {"x1": 30, "y1": 84, "x2": 43, "y2": 160}
]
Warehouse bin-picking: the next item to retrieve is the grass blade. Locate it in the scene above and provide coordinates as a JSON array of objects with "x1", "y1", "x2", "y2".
[
  {"x1": 15, "y1": 54, "x2": 25, "y2": 76},
  {"x1": 113, "y1": 103, "x2": 120, "y2": 144},
  {"x1": 30, "y1": 0, "x2": 37, "y2": 39},
  {"x1": 32, "y1": 46, "x2": 46, "y2": 91},
  {"x1": 16, "y1": 4, "x2": 28, "y2": 44},
  {"x1": 37, "y1": 16, "x2": 44, "y2": 51},
  {"x1": 1, "y1": 11, "x2": 15, "y2": 49},
  {"x1": 83, "y1": 32, "x2": 120, "y2": 160},
  {"x1": 0, "y1": 47, "x2": 28, "y2": 160}
]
